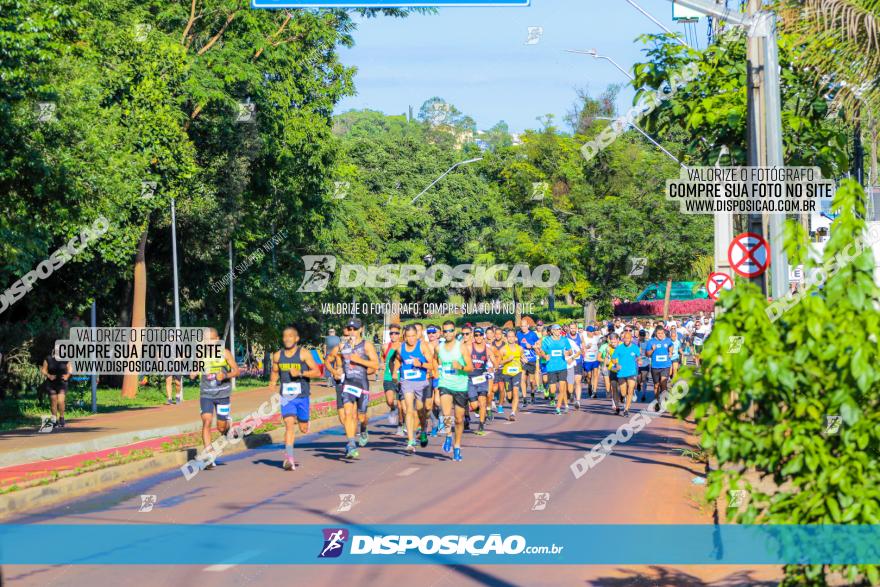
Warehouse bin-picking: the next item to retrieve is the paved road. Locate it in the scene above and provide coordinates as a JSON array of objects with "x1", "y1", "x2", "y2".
[{"x1": 5, "y1": 387, "x2": 781, "y2": 586}]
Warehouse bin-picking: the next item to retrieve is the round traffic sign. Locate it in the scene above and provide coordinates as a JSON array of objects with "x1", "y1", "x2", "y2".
[
  {"x1": 706, "y1": 272, "x2": 733, "y2": 300},
  {"x1": 727, "y1": 232, "x2": 770, "y2": 278}
]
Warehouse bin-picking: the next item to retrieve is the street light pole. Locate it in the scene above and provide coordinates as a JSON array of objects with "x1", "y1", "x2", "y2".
[
  {"x1": 228, "y1": 241, "x2": 235, "y2": 390},
  {"x1": 564, "y1": 49, "x2": 635, "y2": 81},
  {"x1": 594, "y1": 117, "x2": 687, "y2": 169},
  {"x1": 170, "y1": 198, "x2": 181, "y2": 331}
]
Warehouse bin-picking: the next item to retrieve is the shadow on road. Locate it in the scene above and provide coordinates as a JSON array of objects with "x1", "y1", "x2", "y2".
[{"x1": 587, "y1": 566, "x2": 778, "y2": 586}]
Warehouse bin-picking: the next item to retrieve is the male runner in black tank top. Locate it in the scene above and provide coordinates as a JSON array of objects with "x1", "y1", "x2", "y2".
[{"x1": 269, "y1": 325, "x2": 321, "y2": 470}]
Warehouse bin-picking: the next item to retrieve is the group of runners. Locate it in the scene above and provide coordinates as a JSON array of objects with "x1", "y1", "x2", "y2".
[{"x1": 181, "y1": 313, "x2": 711, "y2": 471}]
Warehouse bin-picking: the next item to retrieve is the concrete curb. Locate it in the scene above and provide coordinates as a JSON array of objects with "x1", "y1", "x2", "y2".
[{"x1": 0, "y1": 403, "x2": 391, "y2": 520}]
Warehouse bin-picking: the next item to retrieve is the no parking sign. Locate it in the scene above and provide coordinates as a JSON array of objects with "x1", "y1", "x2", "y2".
[
  {"x1": 706, "y1": 272, "x2": 733, "y2": 300},
  {"x1": 727, "y1": 232, "x2": 770, "y2": 278}
]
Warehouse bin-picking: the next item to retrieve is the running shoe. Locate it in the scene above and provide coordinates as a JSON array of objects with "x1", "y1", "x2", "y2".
[
  {"x1": 475, "y1": 424, "x2": 486, "y2": 436},
  {"x1": 166, "y1": 399, "x2": 174, "y2": 405},
  {"x1": 453, "y1": 448, "x2": 462, "y2": 462},
  {"x1": 419, "y1": 429, "x2": 429, "y2": 448},
  {"x1": 282, "y1": 457, "x2": 295, "y2": 471},
  {"x1": 623, "y1": 409, "x2": 630, "y2": 417},
  {"x1": 406, "y1": 440, "x2": 416, "y2": 454},
  {"x1": 498, "y1": 405, "x2": 504, "y2": 415},
  {"x1": 396, "y1": 426, "x2": 405, "y2": 437},
  {"x1": 555, "y1": 407, "x2": 561, "y2": 415},
  {"x1": 350, "y1": 448, "x2": 360, "y2": 459},
  {"x1": 204, "y1": 461, "x2": 216, "y2": 470},
  {"x1": 615, "y1": 407, "x2": 621, "y2": 415},
  {"x1": 387, "y1": 410, "x2": 398, "y2": 426},
  {"x1": 542, "y1": 387, "x2": 549, "y2": 399},
  {"x1": 575, "y1": 401, "x2": 581, "y2": 411},
  {"x1": 57, "y1": 417, "x2": 65, "y2": 428},
  {"x1": 358, "y1": 431, "x2": 369, "y2": 447},
  {"x1": 442, "y1": 436, "x2": 453, "y2": 453},
  {"x1": 430, "y1": 424, "x2": 439, "y2": 437},
  {"x1": 487, "y1": 409, "x2": 495, "y2": 422},
  {"x1": 508, "y1": 412, "x2": 516, "y2": 422}
]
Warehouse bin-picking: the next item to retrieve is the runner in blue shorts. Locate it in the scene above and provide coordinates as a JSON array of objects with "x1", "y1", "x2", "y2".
[
  {"x1": 269, "y1": 325, "x2": 322, "y2": 470},
  {"x1": 467, "y1": 327, "x2": 490, "y2": 435}
]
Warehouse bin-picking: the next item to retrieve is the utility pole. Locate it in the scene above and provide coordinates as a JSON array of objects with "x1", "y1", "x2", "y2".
[
  {"x1": 745, "y1": 0, "x2": 768, "y2": 294},
  {"x1": 672, "y1": 0, "x2": 789, "y2": 299}
]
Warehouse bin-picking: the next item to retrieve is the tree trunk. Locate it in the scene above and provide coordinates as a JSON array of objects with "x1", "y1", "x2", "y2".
[
  {"x1": 121, "y1": 230, "x2": 148, "y2": 398},
  {"x1": 662, "y1": 278, "x2": 673, "y2": 321}
]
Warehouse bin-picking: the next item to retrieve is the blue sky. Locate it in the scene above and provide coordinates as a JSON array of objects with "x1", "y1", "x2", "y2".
[{"x1": 336, "y1": 0, "x2": 709, "y2": 132}]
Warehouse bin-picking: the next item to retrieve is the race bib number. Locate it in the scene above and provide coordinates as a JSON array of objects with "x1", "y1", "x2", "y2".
[
  {"x1": 343, "y1": 385, "x2": 363, "y2": 398},
  {"x1": 403, "y1": 369, "x2": 421, "y2": 381},
  {"x1": 694, "y1": 337, "x2": 704, "y2": 345},
  {"x1": 585, "y1": 351, "x2": 597, "y2": 361},
  {"x1": 551, "y1": 350, "x2": 563, "y2": 357},
  {"x1": 282, "y1": 382, "x2": 301, "y2": 397},
  {"x1": 442, "y1": 366, "x2": 457, "y2": 376},
  {"x1": 471, "y1": 374, "x2": 487, "y2": 385},
  {"x1": 216, "y1": 403, "x2": 230, "y2": 417},
  {"x1": 206, "y1": 373, "x2": 216, "y2": 381},
  {"x1": 655, "y1": 354, "x2": 668, "y2": 363},
  {"x1": 486, "y1": 372, "x2": 495, "y2": 380}
]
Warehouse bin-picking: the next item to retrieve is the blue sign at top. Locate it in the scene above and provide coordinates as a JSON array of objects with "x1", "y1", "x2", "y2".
[{"x1": 253, "y1": 0, "x2": 529, "y2": 8}]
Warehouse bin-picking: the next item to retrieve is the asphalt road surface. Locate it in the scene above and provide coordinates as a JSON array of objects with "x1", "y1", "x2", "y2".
[{"x1": 5, "y1": 388, "x2": 781, "y2": 586}]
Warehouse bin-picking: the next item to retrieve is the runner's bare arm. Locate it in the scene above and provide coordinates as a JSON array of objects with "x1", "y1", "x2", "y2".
[
  {"x1": 458, "y1": 343, "x2": 473, "y2": 372},
  {"x1": 41, "y1": 360, "x2": 54, "y2": 380},
  {"x1": 217, "y1": 349, "x2": 241, "y2": 380},
  {"x1": 268, "y1": 351, "x2": 281, "y2": 388}
]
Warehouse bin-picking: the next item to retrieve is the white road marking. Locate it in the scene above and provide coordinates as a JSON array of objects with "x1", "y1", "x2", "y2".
[
  {"x1": 203, "y1": 550, "x2": 261, "y2": 571},
  {"x1": 397, "y1": 466, "x2": 420, "y2": 477}
]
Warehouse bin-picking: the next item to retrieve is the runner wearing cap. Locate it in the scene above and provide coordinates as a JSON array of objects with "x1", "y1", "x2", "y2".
[
  {"x1": 393, "y1": 324, "x2": 435, "y2": 453},
  {"x1": 382, "y1": 324, "x2": 403, "y2": 434},
  {"x1": 326, "y1": 318, "x2": 379, "y2": 459},
  {"x1": 467, "y1": 327, "x2": 490, "y2": 435},
  {"x1": 269, "y1": 325, "x2": 322, "y2": 470},
  {"x1": 566, "y1": 322, "x2": 584, "y2": 410},
  {"x1": 437, "y1": 321, "x2": 473, "y2": 461},
  {"x1": 515, "y1": 321, "x2": 540, "y2": 406},
  {"x1": 693, "y1": 318, "x2": 712, "y2": 369},
  {"x1": 540, "y1": 324, "x2": 572, "y2": 415},
  {"x1": 425, "y1": 325, "x2": 443, "y2": 436},
  {"x1": 604, "y1": 332, "x2": 622, "y2": 414},
  {"x1": 490, "y1": 327, "x2": 507, "y2": 416}
]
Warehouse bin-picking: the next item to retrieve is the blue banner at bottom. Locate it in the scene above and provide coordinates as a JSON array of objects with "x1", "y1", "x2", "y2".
[{"x1": 1, "y1": 524, "x2": 879, "y2": 565}]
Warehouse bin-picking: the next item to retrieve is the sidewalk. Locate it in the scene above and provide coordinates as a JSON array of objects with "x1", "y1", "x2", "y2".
[{"x1": 0, "y1": 380, "x2": 382, "y2": 489}]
